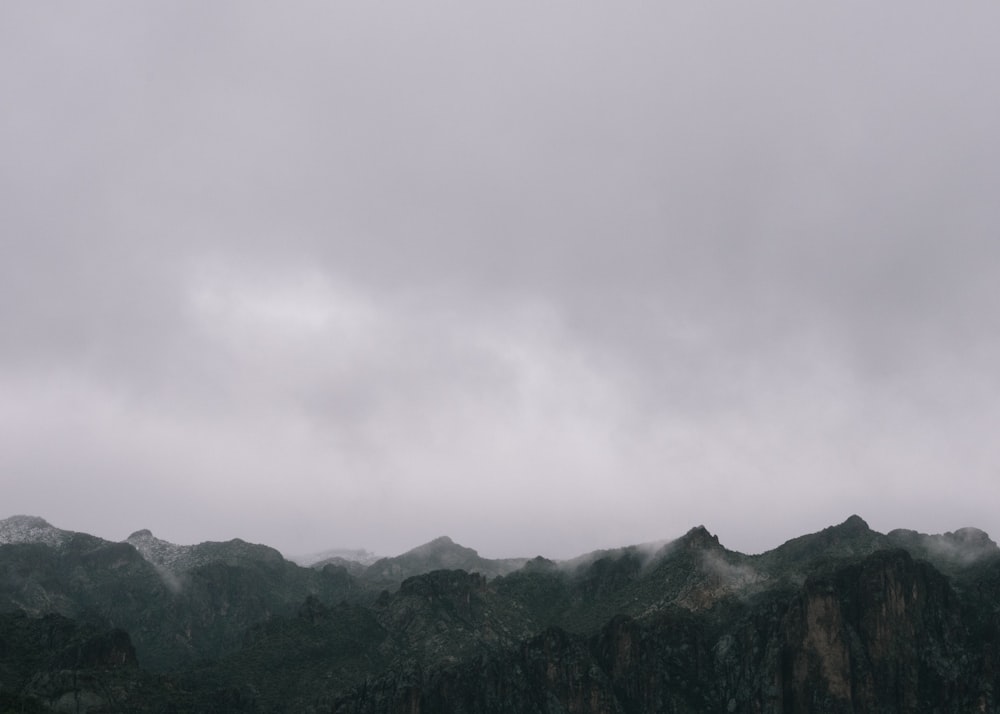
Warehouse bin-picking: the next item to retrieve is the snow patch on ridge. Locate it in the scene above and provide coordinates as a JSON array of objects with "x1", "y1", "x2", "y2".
[
  {"x1": 0, "y1": 515, "x2": 71, "y2": 548},
  {"x1": 126, "y1": 529, "x2": 192, "y2": 570},
  {"x1": 125, "y1": 529, "x2": 193, "y2": 591}
]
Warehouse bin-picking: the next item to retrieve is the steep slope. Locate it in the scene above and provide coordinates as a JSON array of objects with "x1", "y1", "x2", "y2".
[
  {"x1": 493, "y1": 525, "x2": 768, "y2": 634},
  {"x1": 192, "y1": 569, "x2": 544, "y2": 711},
  {"x1": 0, "y1": 516, "x2": 369, "y2": 672},
  {"x1": 0, "y1": 610, "x2": 146, "y2": 713},
  {"x1": 755, "y1": 515, "x2": 890, "y2": 578},
  {"x1": 326, "y1": 518, "x2": 1000, "y2": 713}
]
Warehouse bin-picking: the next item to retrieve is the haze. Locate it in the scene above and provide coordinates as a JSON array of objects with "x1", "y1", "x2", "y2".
[{"x1": 3, "y1": 3, "x2": 999, "y2": 560}]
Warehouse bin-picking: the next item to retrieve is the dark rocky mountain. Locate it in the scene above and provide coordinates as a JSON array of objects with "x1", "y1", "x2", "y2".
[
  {"x1": 0, "y1": 610, "x2": 140, "y2": 712},
  {"x1": 0, "y1": 516, "x2": 366, "y2": 672},
  {"x1": 2, "y1": 514, "x2": 999, "y2": 712}
]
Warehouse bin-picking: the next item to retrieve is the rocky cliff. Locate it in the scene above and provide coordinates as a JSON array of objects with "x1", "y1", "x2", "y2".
[
  {"x1": 333, "y1": 548, "x2": 999, "y2": 713},
  {"x1": 1, "y1": 514, "x2": 998, "y2": 713}
]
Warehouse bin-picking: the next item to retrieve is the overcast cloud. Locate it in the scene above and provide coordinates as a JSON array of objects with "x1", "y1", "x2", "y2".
[{"x1": 3, "y1": 3, "x2": 999, "y2": 559}]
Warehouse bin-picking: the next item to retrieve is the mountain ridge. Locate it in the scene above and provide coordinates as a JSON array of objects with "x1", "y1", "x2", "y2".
[
  {"x1": 5, "y1": 512, "x2": 999, "y2": 578},
  {"x1": 3, "y1": 513, "x2": 1000, "y2": 712}
]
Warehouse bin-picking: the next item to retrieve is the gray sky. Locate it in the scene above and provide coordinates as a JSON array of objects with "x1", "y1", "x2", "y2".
[{"x1": 3, "y1": 3, "x2": 999, "y2": 560}]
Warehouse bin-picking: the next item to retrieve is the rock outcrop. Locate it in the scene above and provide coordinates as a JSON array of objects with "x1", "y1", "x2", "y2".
[
  {"x1": 332, "y1": 547, "x2": 1000, "y2": 713},
  {"x1": 2, "y1": 514, "x2": 999, "y2": 712}
]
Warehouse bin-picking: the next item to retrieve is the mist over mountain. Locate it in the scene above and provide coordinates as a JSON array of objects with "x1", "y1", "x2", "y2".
[
  {"x1": 6, "y1": 0, "x2": 1000, "y2": 592},
  {"x1": 2, "y1": 513, "x2": 1000, "y2": 712},
  {"x1": 291, "y1": 548, "x2": 381, "y2": 569}
]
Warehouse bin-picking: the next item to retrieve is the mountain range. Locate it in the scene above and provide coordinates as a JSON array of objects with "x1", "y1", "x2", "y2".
[{"x1": 1, "y1": 513, "x2": 999, "y2": 712}]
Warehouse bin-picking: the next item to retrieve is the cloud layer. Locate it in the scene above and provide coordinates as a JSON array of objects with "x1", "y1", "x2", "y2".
[{"x1": 3, "y1": 3, "x2": 999, "y2": 558}]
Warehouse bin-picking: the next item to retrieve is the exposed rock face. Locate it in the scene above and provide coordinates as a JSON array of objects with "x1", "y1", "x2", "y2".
[
  {"x1": 2, "y1": 514, "x2": 1000, "y2": 712},
  {"x1": 0, "y1": 611, "x2": 142, "y2": 713},
  {"x1": 778, "y1": 549, "x2": 969, "y2": 712},
  {"x1": 332, "y1": 549, "x2": 1000, "y2": 714}
]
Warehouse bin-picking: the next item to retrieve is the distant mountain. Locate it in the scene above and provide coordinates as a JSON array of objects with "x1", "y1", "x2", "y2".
[
  {"x1": 359, "y1": 535, "x2": 529, "y2": 589},
  {"x1": 2, "y1": 514, "x2": 999, "y2": 712},
  {"x1": 290, "y1": 547, "x2": 381, "y2": 568}
]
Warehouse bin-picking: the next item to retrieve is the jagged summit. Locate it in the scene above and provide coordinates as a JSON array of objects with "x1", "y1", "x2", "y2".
[
  {"x1": 759, "y1": 514, "x2": 887, "y2": 573},
  {"x1": 680, "y1": 525, "x2": 722, "y2": 550},
  {"x1": 6, "y1": 513, "x2": 997, "y2": 582}
]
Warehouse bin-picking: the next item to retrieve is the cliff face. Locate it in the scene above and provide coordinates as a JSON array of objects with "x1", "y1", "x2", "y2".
[
  {"x1": 333, "y1": 549, "x2": 1000, "y2": 714},
  {"x1": 0, "y1": 610, "x2": 143, "y2": 713},
  {"x1": 777, "y1": 550, "x2": 967, "y2": 712}
]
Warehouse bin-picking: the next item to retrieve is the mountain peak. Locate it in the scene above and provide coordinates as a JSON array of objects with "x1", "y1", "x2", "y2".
[
  {"x1": 838, "y1": 514, "x2": 871, "y2": 532},
  {"x1": 764, "y1": 514, "x2": 886, "y2": 569},
  {"x1": 0, "y1": 515, "x2": 69, "y2": 547},
  {"x1": 127, "y1": 529, "x2": 154, "y2": 540},
  {"x1": 680, "y1": 525, "x2": 721, "y2": 550},
  {"x1": 361, "y1": 535, "x2": 528, "y2": 587},
  {"x1": 405, "y1": 535, "x2": 474, "y2": 559},
  {"x1": 4, "y1": 515, "x2": 53, "y2": 529}
]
